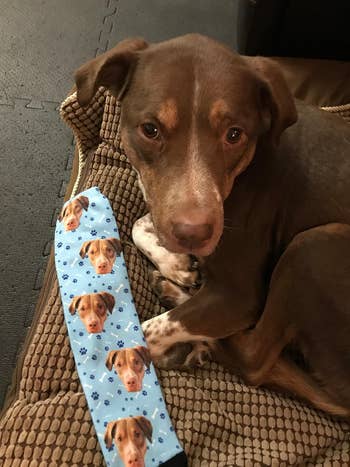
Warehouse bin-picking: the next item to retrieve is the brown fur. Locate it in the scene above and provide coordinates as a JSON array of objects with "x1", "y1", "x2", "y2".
[
  {"x1": 75, "y1": 34, "x2": 350, "y2": 418},
  {"x1": 69, "y1": 292, "x2": 115, "y2": 334},
  {"x1": 104, "y1": 416, "x2": 152, "y2": 467}
]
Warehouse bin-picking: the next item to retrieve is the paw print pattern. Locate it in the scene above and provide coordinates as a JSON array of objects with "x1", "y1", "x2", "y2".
[{"x1": 55, "y1": 187, "x2": 181, "y2": 465}]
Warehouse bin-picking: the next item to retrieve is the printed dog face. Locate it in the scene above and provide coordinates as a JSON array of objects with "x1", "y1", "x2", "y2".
[
  {"x1": 58, "y1": 196, "x2": 89, "y2": 231},
  {"x1": 79, "y1": 238, "x2": 122, "y2": 274},
  {"x1": 69, "y1": 292, "x2": 115, "y2": 333},
  {"x1": 75, "y1": 35, "x2": 296, "y2": 256},
  {"x1": 104, "y1": 416, "x2": 152, "y2": 467},
  {"x1": 106, "y1": 346, "x2": 151, "y2": 392}
]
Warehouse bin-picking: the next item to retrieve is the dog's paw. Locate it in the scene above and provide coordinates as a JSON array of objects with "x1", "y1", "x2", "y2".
[
  {"x1": 151, "y1": 342, "x2": 194, "y2": 369},
  {"x1": 156, "y1": 253, "x2": 201, "y2": 288},
  {"x1": 183, "y1": 341, "x2": 213, "y2": 367},
  {"x1": 149, "y1": 269, "x2": 193, "y2": 308},
  {"x1": 150, "y1": 341, "x2": 213, "y2": 369},
  {"x1": 142, "y1": 314, "x2": 172, "y2": 359},
  {"x1": 132, "y1": 214, "x2": 201, "y2": 288}
]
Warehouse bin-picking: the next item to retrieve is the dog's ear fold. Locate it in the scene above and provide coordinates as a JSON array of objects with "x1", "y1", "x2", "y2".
[
  {"x1": 99, "y1": 292, "x2": 115, "y2": 314},
  {"x1": 108, "y1": 238, "x2": 122, "y2": 256},
  {"x1": 104, "y1": 420, "x2": 118, "y2": 449},
  {"x1": 77, "y1": 195, "x2": 89, "y2": 211},
  {"x1": 75, "y1": 38, "x2": 148, "y2": 107},
  {"x1": 134, "y1": 416, "x2": 153, "y2": 443},
  {"x1": 58, "y1": 206, "x2": 67, "y2": 222},
  {"x1": 134, "y1": 346, "x2": 152, "y2": 369},
  {"x1": 105, "y1": 350, "x2": 119, "y2": 371},
  {"x1": 244, "y1": 57, "x2": 297, "y2": 146},
  {"x1": 79, "y1": 240, "x2": 92, "y2": 258},
  {"x1": 68, "y1": 296, "x2": 81, "y2": 315}
]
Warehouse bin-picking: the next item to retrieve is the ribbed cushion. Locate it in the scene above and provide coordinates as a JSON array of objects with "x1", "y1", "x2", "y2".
[{"x1": 0, "y1": 89, "x2": 349, "y2": 466}]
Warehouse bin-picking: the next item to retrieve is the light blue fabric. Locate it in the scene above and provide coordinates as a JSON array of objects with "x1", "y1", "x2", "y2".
[{"x1": 55, "y1": 187, "x2": 185, "y2": 466}]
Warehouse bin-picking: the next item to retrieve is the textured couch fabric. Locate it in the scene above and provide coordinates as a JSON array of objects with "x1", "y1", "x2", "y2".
[{"x1": 0, "y1": 88, "x2": 349, "y2": 466}]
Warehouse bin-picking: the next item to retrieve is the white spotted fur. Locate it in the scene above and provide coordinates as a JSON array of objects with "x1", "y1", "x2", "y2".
[{"x1": 132, "y1": 213, "x2": 198, "y2": 287}]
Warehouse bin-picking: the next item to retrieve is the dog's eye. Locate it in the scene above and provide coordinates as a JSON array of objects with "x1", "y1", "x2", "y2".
[
  {"x1": 141, "y1": 122, "x2": 159, "y2": 139},
  {"x1": 134, "y1": 431, "x2": 141, "y2": 438},
  {"x1": 117, "y1": 435, "x2": 122, "y2": 442},
  {"x1": 226, "y1": 127, "x2": 242, "y2": 144}
]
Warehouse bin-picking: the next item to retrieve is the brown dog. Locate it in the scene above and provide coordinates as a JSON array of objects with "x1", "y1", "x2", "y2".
[
  {"x1": 79, "y1": 238, "x2": 122, "y2": 274},
  {"x1": 74, "y1": 35, "x2": 350, "y2": 417},
  {"x1": 104, "y1": 416, "x2": 152, "y2": 467},
  {"x1": 69, "y1": 292, "x2": 115, "y2": 333},
  {"x1": 58, "y1": 195, "x2": 89, "y2": 231},
  {"x1": 106, "y1": 346, "x2": 151, "y2": 392}
]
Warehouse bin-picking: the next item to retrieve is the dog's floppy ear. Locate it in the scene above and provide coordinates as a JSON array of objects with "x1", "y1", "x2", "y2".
[
  {"x1": 77, "y1": 195, "x2": 89, "y2": 211},
  {"x1": 134, "y1": 346, "x2": 152, "y2": 369},
  {"x1": 99, "y1": 292, "x2": 115, "y2": 314},
  {"x1": 79, "y1": 240, "x2": 92, "y2": 258},
  {"x1": 58, "y1": 206, "x2": 67, "y2": 222},
  {"x1": 244, "y1": 57, "x2": 297, "y2": 146},
  {"x1": 108, "y1": 238, "x2": 122, "y2": 256},
  {"x1": 105, "y1": 350, "x2": 119, "y2": 371},
  {"x1": 134, "y1": 416, "x2": 153, "y2": 443},
  {"x1": 69, "y1": 295, "x2": 82, "y2": 315},
  {"x1": 104, "y1": 420, "x2": 118, "y2": 449},
  {"x1": 75, "y1": 38, "x2": 148, "y2": 107}
]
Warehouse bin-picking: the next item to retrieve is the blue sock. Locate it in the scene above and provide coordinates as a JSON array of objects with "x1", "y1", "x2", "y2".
[{"x1": 55, "y1": 186, "x2": 187, "y2": 467}]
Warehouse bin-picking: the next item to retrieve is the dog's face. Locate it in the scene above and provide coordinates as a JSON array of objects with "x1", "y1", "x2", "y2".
[
  {"x1": 69, "y1": 292, "x2": 115, "y2": 333},
  {"x1": 106, "y1": 346, "x2": 151, "y2": 392},
  {"x1": 58, "y1": 196, "x2": 89, "y2": 231},
  {"x1": 79, "y1": 238, "x2": 122, "y2": 274},
  {"x1": 75, "y1": 35, "x2": 297, "y2": 256},
  {"x1": 104, "y1": 416, "x2": 152, "y2": 467}
]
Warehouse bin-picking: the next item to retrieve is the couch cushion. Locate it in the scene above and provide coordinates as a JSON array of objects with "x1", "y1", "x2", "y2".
[{"x1": 0, "y1": 88, "x2": 349, "y2": 466}]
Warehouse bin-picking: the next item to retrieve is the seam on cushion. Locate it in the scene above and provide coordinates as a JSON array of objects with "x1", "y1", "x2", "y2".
[{"x1": 59, "y1": 92, "x2": 86, "y2": 199}]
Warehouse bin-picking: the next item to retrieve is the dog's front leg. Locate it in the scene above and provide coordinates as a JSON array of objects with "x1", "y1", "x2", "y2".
[{"x1": 142, "y1": 282, "x2": 255, "y2": 364}]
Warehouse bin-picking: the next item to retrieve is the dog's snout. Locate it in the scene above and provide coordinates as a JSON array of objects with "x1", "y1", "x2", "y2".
[
  {"x1": 172, "y1": 221, "x2": 213, "y2": 249},
  {"x1": 88, "y1": 319, "x2": 99, "y2": 332},
  {"x1": 126, "y1": 377, "x2": 137, "y2": 387}
]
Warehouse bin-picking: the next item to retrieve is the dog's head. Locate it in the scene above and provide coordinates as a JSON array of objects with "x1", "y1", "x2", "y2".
[
  {"x1": 75, "y1": 34, "x2": 297, "y2": 256},
  {"x1": 104, "y1": 416, "x2": 152, "y2": 467},
  {"x1": 58, "y1": 196, "x2": 89, "y2": 231},
  {"x1": 69, "y1": 292, "x2": 115, "y2": 334},
  {"x1": 79, "y1": 238, "x2": 122, "y2": 274},
  {"x1": 105, "y1": 346, "x2": 151, "y2": 392}
]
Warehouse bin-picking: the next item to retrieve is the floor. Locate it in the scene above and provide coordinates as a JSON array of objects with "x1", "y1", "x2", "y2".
[{"x1": 0, "y1": 0, "x2": 239, "y2": 408}]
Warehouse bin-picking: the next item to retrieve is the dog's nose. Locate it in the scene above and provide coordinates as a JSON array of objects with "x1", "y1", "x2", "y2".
[
  {"x1": 88, "y1": 321, "x2": 98, "y2": 330},
  {"x1": 128, "y1": 456, "x2": 139, "y2": 466},
  {"x1": 126, "y1": 377, "x2": 136, "y2": 387},
  {"x1": 66, "y1": 219, "x2": 76, "y2": 229},
  {"x1": 172, "y1": 221, "x2": 213, "y2": 249}
]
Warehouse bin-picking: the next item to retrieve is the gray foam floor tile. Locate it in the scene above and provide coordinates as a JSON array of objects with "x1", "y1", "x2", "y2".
[
  {"x1": 113, "y1": 0, "x2": 238, "y2": 47},
  {"x1": 0, "y1": 100, "x2": 73, "y2": 405},
  {"x1": 0, "y1": 0, "x2": 238, "y2": 408},
  {"x1": 0, "y1": 0, "x2": 118, "y2": 103}
]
